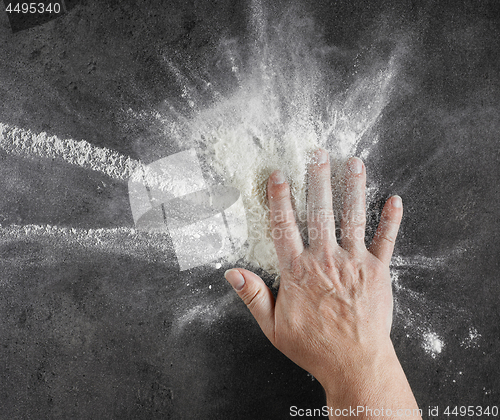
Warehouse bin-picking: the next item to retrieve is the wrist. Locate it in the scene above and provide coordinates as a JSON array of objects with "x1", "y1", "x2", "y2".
[
  {"x1": 319, "y1": 343, "x2": 421, "y2": 418},
  {"x1": 318, "y1": 339, "x2": 398, "y2": 395}
]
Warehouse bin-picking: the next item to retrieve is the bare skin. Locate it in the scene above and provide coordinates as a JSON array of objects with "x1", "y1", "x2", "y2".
[{"x1": 225, "y1": 149, "x2": 422, "y2": 419}]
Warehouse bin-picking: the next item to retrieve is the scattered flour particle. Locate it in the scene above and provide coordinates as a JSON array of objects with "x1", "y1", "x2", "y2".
[
  {"x1": 460, "y1": 326, "x2": 481, "y2": 348},
  {"x1": 422, "y1": 331, "x2": 444, "y2": 358}
]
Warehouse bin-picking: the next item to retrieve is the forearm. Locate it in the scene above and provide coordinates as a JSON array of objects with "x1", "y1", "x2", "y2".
[{"x1": 320, "y1": 345, "x2": 422, "y2": 419}]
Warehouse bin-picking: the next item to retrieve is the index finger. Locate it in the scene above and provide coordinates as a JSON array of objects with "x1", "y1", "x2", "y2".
[{"x1": 268, "y1": 170, "x2": 304, "y2": 272}]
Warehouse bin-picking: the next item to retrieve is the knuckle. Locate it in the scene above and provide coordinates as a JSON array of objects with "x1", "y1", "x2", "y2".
[
  {"x1": 270, "y1": 214, "x2": 297, "y2": 239},
  {"x1": 377, "y1": 232, "x2": 396, "y2": 246},
  {"x1": 271, "y1": 216, "x2": 294, "y2": 231},
  {"x1": 322, "y1": 252, "x2": 340, "y2": 274},
  {"x1": 340, "y1": 225, "x2": 366, "y2": 243},
  {"x1": 289, "y1": 254, "x2": 305, "y2": 279},
  {"x1": 308, "y1": 208, "x2": 335, "y2": 224},
  {"x1": 241, "y1": 286, "x2": 263, "y2": 310},
  {"x1": 347, "y1": 209, "x2": 366, "y2": 225},
  {"x1": 268, "y1": 182, "x2": 290, "y2": 201},
  {"x1": 338, "y1": 255, "x2": 362, "y2": 281}
]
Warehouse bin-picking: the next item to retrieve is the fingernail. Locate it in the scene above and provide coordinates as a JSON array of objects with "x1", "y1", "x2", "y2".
[
  {"x1": 349, "y1": 157, "x2": 363, "y2": 174},
  {"x1": 272, "y1": 170, "x2": 286, "y2": 184},
  {"x1": 314, "y1": 149, "x2": 328, "y2": 165},
  {"x1": 225, "y1": 269, "x2": 245, "y2": 291},
  {"x1": 392, "y1": 195, "x2": 402, "y2": 208}
]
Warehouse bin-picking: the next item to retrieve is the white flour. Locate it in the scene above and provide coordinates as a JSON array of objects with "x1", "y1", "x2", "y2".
[
  {"x1": 178, "y1": 1, "x2": 400, "y2": 276},
  {"x1": 0, "y1": 122, "x2": 141, "y2": 181}
]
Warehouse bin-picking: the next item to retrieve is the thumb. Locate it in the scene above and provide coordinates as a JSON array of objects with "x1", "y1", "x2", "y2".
[{"x1": 225, "y1": 268, "x2": 276, "y2": 342}]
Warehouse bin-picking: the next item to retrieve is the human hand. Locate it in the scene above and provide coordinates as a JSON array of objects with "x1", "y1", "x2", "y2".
[{"x1": 225, "y1": 149, "x2": 420, "y2": 417}]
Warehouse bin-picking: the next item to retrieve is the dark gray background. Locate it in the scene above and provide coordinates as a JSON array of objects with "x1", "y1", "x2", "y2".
[{"x1": 0, "y1": 0, "x2": 499, "y2": 418}]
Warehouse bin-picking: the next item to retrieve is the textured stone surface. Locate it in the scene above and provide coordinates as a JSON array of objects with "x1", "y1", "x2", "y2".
[{"x1": 1, "y1": 0, "x2": 499, "y2": 418}]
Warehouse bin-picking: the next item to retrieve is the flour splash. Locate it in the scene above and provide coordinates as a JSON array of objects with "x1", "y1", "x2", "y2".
[{"x1": 153, "y1": 1, "x2": 402, "y2": 276}]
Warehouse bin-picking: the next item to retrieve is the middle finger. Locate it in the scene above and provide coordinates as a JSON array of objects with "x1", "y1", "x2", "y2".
[
  {"x1": 307, "y1": 148, "x2": 337, "y2": 253},
  {"x1": 341, "y1": 157, "x2": 367, "y2": 253}
]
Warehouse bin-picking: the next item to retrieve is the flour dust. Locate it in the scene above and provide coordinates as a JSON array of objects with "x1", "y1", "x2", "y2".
[{"x1": 150, "y1": 0, "x2": 401, "y2": 276}]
